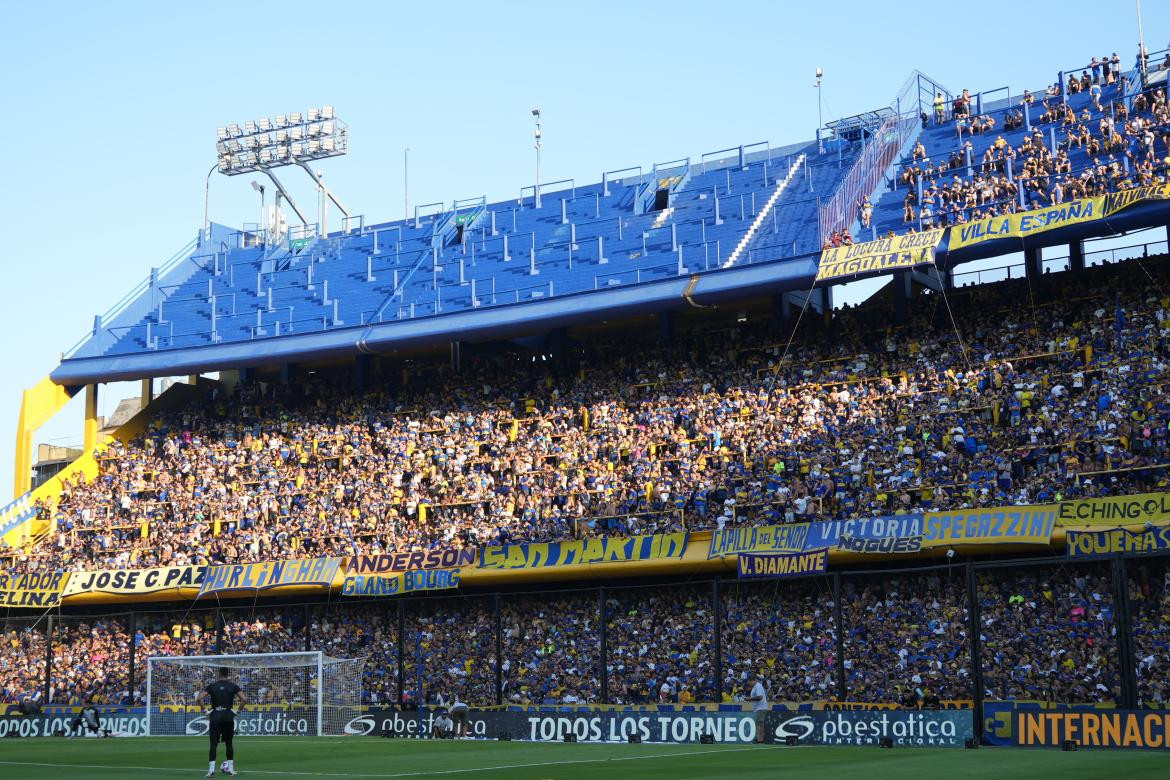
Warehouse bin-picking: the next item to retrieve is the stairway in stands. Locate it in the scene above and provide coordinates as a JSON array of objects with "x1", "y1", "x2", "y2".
[{"x1": 723, "y1": 153, "x2": 807, "y2": 268}]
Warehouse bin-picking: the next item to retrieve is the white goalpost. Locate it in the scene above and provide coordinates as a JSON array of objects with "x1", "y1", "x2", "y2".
[{"x1": 145, "y1": 651, "x2": 363, "y2": 737}]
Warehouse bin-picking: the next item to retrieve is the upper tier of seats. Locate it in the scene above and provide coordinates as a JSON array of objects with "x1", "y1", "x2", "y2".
[{"x1": 76, "y1": 143, "x2": 865, "y2": 359}]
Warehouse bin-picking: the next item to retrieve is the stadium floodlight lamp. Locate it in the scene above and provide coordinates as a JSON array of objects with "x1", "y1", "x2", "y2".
[
  {"x1": 214, "y1": 108, "x2": 347, "y2": 175},
  {"x1": 216, "y1": 126, "x2": 228, "y2": 140}
]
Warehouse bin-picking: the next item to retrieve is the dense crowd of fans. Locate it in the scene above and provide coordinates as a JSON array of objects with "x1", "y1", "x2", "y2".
[
  {"x1": 7, "y1": 562, "x2": 1161, "y2": 708},
  {"x1": 889, "y1": 78, "x2": 1170, "y2": 238},
  {"x1": 1, "y1": 254, "x2": 1168, "y2": 577},
  {"x1": 4, "y1": 74, "x2": 1170, "y2": 712}
]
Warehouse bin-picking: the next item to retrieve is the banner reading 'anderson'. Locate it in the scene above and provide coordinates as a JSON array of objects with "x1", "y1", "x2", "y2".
[{"x1": 815, "y1": 230, "x2": 944, "y2": 282}]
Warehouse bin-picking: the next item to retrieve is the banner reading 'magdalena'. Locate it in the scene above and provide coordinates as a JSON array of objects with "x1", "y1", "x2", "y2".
[
  {"x1": 815, "y1": 229, "x2": 944, "y2": 282},
  {"x1": 479, "y1": 532, "x2": 687, "y2": 571}
]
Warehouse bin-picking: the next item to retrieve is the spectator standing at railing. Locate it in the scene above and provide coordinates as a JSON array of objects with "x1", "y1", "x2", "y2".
[{"x1": 934, "y1": 92, "x2": 946, "y2": 125}]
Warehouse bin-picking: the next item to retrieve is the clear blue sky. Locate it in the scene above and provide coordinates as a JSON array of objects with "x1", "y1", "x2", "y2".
[{"x1": 0, "y1": 0, "x2": 1167, "y2": 499}]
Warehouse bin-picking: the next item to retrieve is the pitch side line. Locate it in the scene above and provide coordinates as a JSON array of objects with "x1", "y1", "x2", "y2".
[{"x1": 0, "y1": 746, "x2": 792, "y2": 778}]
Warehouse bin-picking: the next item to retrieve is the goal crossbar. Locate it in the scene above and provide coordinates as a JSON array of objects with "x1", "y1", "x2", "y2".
[{"x1": 145, "y1": 651, "x2": 362, "y2": 737}]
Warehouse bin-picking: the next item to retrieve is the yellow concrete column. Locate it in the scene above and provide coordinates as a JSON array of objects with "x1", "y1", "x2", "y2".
[
  {"x1": 84, "y1": 383, "x2": 99, "y2": 454},
  {"x1": 188, "y1": 374, "x2": 199, "y2": 385},
  {"x1": 141, "y1": 378, "x2": 153, "y2": 406}
]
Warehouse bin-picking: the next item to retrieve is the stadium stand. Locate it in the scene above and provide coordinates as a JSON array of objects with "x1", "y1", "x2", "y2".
[
  {"x1": 6, "y1": 47, "x2": 1170, "y2": 746},
  {"x1": 6, "y1": 252, "x2": 1170, "y2": 576}
]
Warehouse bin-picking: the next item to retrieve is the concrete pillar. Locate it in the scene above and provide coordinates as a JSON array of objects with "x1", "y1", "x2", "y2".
[
  {"x1": 658, "y1": 311, "x2": 674, "y2": 345},
  {"x1": 772, "y1": 293, "x2": 790, "y2": 327},
  {"x1": 84, "y1": 384, "x2": 99, "y2": 453},
  {"x1": 893, "y1": 272, "x2": 913, "y2": 323},
  {"x1": 1069, "y1": 240, "x2": 1086, "y2": 273},
  {"x1": 546, "y1": 327, "x2": 568, "y2": 363},
  {"x1": 280, "y1": 364, "x2": 296, "y2": 385},
  {"x1": 449, "y1": 341, "x2": 463, "y2": 374},
  {"x1": 140, "y1": 378, "x2": 153, "y2": 407},
  {"x1": 187, "y1": 374, "x2": 199, "y2": 386},
  {"x1": 354, "y1": 355, "x2": 370, "y2": 389},
  {"x1": 1024, "y1": 246, "x2": 1043, "y2": 282},
  {"x1": 821, "y1": 286, "x2": 833, "y2": 327}
]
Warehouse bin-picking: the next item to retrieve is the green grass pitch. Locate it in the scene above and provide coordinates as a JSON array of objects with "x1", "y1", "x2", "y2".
[{"x1": 0, "y1": 737, "x2": 1166, "y2": 779}]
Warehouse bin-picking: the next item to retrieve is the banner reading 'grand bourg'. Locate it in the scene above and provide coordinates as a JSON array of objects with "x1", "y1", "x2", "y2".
[
  {"x1": 341, "y1": 568, "x2": 461, "y2": 597},
  {"x1": 479, "y1": 532, "x2": 688, "y2": 570},
  {"x1": 815, "y1": 230, "x2": 944, "y2": 282}
]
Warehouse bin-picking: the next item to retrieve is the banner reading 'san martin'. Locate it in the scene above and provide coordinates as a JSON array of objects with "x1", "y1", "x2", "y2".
[
  {"x1": 1067, "y1": 527, "x2": 1170, "y2": 558},
  {"x1": 198, "y1": 557, "x2": 342, "y2": 597},
  {"x1": 479, "y1": 532, "x2": 687, "y2": 570},
  {"x1": 922, "y1": 505, "x2": 1056, "y2": 547},
  {"x1": 815, "y1": 229, "x2": 943, "y2": 282},
  {"x1": 738, "y1": 549, "x2": 828, "y2": 578},
  {"x1": 341, "y1": 568, "x2": 461, "y2": 597},
  {"x1": 1056, "y1": 492, "x2": 1170, "y2": 527},
  {"x1": 0, "y1": 570, "x2": 68, "y2": 608}
]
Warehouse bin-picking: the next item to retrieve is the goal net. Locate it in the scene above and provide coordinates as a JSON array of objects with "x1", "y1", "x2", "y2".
[{"x1": 146, "y1": 651, "x2": 363, "y2": 736}]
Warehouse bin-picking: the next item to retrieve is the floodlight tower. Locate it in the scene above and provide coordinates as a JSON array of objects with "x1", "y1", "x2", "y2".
[
  {"x1": 815, "y1": 68, "x2": 824, "y2": 154},
  {"x1": 214, "y1": 107, "x2": 351, "y2": 238},
  {"x1": 532, "y1": 108, "x2": 542, "y2": 209}
]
